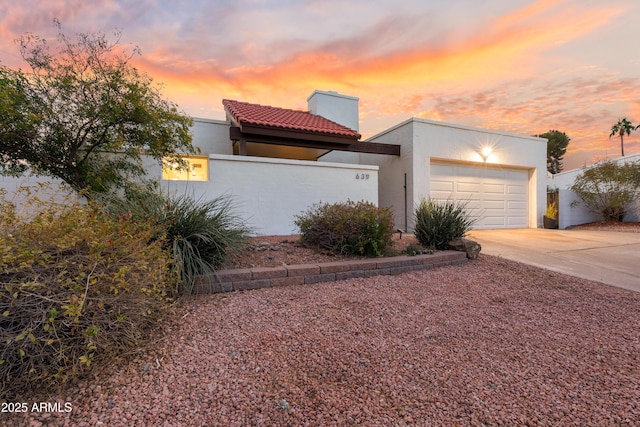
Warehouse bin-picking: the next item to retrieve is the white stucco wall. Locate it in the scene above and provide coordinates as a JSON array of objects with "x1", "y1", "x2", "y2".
[
  {"x1": 360, "y1": 123, "x2": 415, "y2": 231},
  {"x1": 0, "y1": 174, "x2": 71, "y2": 214},
  {"x1": 364, "y1": 118, "x2": 547, "y2": 230},
  {"x1": 163, "y1": 117, "x2": 379, "y2": 235},
  {"x1": 1, "y1": 174, "x2": 39, "y2": 198},
  {"x1": 548, "y1": 152, "x2": 640, "y2": 228},
  {"x1": 319, "y1": 150, "x2": 361, "y2": 164},
  {"x1": 160, "y1": 155, "x2": 378, "y2": 235},
  {"x1": 191, "y1": 117, "x2": 233, "y2": 155}
]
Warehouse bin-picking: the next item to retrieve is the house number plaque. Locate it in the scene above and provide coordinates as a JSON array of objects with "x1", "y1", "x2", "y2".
[{"x1": 356, "y1": 174, "x2": 370, "y2": 180}]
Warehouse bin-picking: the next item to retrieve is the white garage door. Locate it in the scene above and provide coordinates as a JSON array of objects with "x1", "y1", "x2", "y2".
[{"x1": 430, "y1": 161, "x2": 529, "y2": 229}]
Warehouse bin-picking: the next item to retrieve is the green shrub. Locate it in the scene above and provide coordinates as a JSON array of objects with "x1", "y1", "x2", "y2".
[
  {"x1": 414, "y1": 198, "x2": 475, "y2": 250},
  {"x1": 99, "y1": 183, "x2": 252, "y2": 296},
  {"x1": 0, "y1": 187, "x2": 174, "y2": 400},
  {"x1": 570, "y1": 160, "x2": 640, "y2": 221},
  {"x1": 295, "y1": 200, "x2": 394, "y2": 257}
]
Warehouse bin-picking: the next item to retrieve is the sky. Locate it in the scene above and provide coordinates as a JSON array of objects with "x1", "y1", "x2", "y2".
[{"x1": 1, "y1": 0, "x2": 639, "y2": 171}]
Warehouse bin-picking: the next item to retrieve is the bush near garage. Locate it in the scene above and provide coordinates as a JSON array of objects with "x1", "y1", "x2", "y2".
[
  {"x1": 414, "y1": 198, "x2": 475, "y2": 250},
  {"x1": 0, "y1": 186, "x2": 175, "y2": 400},
  {"x1": 295, "y1": 200, "x2": 394, "y2": 257}
]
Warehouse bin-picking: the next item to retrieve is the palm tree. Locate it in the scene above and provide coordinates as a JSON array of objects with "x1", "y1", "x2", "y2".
[{"x1": 609, "y1": 118, "x2": 635, "y2": 157}]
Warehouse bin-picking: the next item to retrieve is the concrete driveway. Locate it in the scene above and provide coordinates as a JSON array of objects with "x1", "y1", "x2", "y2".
[{"x1": 468, "y1": 229, "x2": 640, "y2": 293}]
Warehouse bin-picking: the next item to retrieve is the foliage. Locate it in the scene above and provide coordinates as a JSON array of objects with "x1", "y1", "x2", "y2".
[
  {"x1": 545, "y1": 200, "x2": 558, "y2": 219},
  {"x1": 295, "y1": 200, "x2": 394, "y2": 257},
  {"x1": 570, "y1": 160, "x2": 640, "y2": 221},
  {"x1": 0, "y1": 20, "x2": 195, "y2": 193},
  {"x1": 535, "y1": 130, "x2": 570, "y2": 174},
  {"x1": 0, "y1": 185, "x2": 175, "y2": 400},
  {"x1": 609, "y1": 118, "x2": 636, "y2": 157},
  {"x1": 414, "y1": 198, "x2": 476, "y2": 250},
  {"x1": 98, "y1": 183, "x2": 252, "y2": 296},
  {"x1": 402, "y1": 243, "x2": 433, "y2": 256}
]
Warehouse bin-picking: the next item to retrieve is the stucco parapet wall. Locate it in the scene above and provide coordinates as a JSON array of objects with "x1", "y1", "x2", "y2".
[
  {"x1": 195, "y1": 250, "x2": 467, "y2": 294},
  {"x1": 367, "y1": 117, "x2": 546, "y2": 144},
  {"x1": 209, "y1": 153, "x2": 378, "y2": 171}
]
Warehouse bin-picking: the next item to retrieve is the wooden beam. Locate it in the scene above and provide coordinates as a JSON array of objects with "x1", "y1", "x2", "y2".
[
  {"x1": 344, "y1": 141, "x2": 400, "y2": 156},
  {"x1": 229, "y1": 126, "x2": 399, "y2": 156}
]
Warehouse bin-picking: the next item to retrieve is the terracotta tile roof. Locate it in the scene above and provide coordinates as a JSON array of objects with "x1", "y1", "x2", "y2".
[{"x1": 223, "y1": 99, "x2": 361, "y2": 139}]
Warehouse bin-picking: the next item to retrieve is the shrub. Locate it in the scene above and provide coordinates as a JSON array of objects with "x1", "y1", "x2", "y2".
[
  {"x1": 0, "y1": 187, "x2": 174, "y2": 400},
  {"x1": 295, "y1": 200, "x2": 394, "y2": 257},
  {"x1": 570, "y1": 160, "x2": 640, "y2": 221},
  {"x1": 414, "y1": 198, "x2": 475, "y2": 250},
  {"x1": 98, "y1": 183, "x2": 252, "y2": 296}
]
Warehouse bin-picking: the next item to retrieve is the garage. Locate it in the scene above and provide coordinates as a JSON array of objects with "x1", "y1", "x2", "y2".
[{"x1": 430, "y1": 161, "x2": 529, "y2": 229}]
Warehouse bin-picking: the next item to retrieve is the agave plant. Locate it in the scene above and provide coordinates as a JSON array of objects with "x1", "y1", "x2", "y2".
[{"x1": 414, "y1": 198, "x2": 476, "y2": 250}]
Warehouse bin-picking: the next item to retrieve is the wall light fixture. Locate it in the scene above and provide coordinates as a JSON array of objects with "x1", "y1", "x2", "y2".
[{"x1": 480, "y1": 146, "x2": 493, "y2": 162}]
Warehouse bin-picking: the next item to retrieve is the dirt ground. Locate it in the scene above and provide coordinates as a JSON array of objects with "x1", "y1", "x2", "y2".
[
  {"x1": 567, "y1": 220, "x2": 640, "y2": 233},
  {"x1": 222, "y1": 232, "x2": 424, "y2": 269}
]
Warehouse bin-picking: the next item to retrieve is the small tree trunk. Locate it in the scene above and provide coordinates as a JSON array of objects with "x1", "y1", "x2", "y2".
[{"x1": 621, "y1": 134, "x2": 625, "y2": 157}]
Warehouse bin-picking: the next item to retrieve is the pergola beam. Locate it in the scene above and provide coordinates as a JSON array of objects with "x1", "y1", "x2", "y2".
[{"x1": 229, "y1": 126, "x2": 399, "y2": 156}]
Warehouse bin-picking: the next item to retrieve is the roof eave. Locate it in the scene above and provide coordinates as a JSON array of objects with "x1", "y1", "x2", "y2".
[
  {"x1": 238, "y1": 123, "x2": 359, "y2": 144},
  {"x1": 230, "y1": 126, "x2": 399, "y2": 156}
]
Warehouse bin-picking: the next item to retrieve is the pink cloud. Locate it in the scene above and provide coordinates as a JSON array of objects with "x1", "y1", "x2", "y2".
[{"x1": 1, "y1": 0, "x2": 637, "y2": 170}]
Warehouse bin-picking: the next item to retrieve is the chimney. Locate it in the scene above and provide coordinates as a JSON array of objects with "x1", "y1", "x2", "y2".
[{"x1": 307, "y1": 90, "x2": 359, "y2": 132}]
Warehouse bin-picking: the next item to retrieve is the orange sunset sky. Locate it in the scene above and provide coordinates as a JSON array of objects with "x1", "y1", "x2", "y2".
[{"x1": 1, "y1": 0, "x2": 639, "y2": 171}]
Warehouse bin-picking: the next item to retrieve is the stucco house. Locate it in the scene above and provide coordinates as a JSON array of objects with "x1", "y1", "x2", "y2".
[
  {"x1": 1, "y1": 89, "x2": 548, "y2": 235},
  {"x1": 157, "y1": 90, "x2": 547, "y2": 235},
  {"x1": 357, "y1": 118, "x2": 546, "y2": 232}
]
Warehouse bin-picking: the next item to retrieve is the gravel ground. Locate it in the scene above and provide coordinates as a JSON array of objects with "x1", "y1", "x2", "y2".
[
  {"x1": 568, "y1": 221, "x2": 640, "y2": 233},
  {"x1": 4, "y1": 255, "x2": 639, "y2": 426}
]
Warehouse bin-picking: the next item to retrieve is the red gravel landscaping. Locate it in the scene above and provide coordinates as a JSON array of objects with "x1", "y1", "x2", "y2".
[{"x1": 4, "y1": 255, "x2": 639, "y2": 426}]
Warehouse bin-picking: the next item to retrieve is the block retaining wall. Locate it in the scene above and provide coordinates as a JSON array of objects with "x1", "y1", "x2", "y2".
[{"x1": 195, "y1": 250, "x2": 467, "y2": 294}]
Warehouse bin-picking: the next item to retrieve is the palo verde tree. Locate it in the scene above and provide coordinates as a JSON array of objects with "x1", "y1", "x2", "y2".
[
  {"x1": 570, "y1": 160, "x2": 640, "y2": 222},
  {"x1": 535, "y1": 130, "x2": 570, "y2": 174},
  {"x1": 0, "y1": 20, "x2": 196, "y2": 194},
  {"x1": 609, "y1": 118, "x2": 635, "y2": 157}
]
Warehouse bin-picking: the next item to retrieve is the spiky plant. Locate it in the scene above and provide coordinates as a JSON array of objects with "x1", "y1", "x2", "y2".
[
  {"x1": 98, "y1": 183, "x2": 251, "y2": 296},
  {"x1": 414, "y1": 198, "x2": 475, "y2": 250}
]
